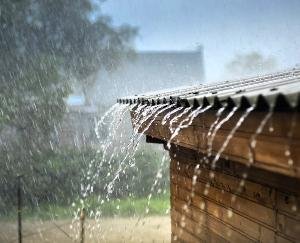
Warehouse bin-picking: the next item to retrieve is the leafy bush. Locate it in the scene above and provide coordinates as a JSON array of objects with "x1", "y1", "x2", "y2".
[{"x1": 0, "y1": 146, "x2": 169, "y2": 216}]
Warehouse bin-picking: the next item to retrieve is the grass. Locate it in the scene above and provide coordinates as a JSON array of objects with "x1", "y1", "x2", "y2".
[
  {"x1": 85, "y1": 194, "x2": 170, "y2": 217},
  {"x1": 0, "y1": 204, "x2": 74, "y2": 222},
  {"x1": 1, "y1": 193, "x2": 170, "y2": 221}
]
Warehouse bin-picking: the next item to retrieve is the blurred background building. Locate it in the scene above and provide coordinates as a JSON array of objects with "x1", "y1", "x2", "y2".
[{"x1": 58, "y1": 47, "x2": 205, "y2": 148}]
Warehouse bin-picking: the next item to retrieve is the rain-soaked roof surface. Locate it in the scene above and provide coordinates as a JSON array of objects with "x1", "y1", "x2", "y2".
[{"x1": 117, "y1": 68, "x2": 300, "y2": 111}]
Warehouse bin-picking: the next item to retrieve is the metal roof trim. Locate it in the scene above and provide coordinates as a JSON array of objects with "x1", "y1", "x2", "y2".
[{"x1": 118, "y1": 68, "x2": 300, "y2": 111}]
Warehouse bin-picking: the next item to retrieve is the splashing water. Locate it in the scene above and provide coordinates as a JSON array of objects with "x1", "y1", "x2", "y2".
[
  {"x1": 106, "y1": 104, "x2": 172, "y2": 198},
  {"x1": 206, "y1": 107, "x2": 226, "y2": 156},
  {"x1": 82, "y1": 104, "x2": 130, "y2": 199},
  {"x1": 145, "y1": 154, "x2": 170, "y2": 215},
  {"x1": 248, "y1": 110, "x2": 273, "y2": 165},
  {"x1": 95, "y1": 103, "x2": 120, "y2": 139},
  {"x1": 169, "y1": 107, "x2": 192, "y2": 133},
  {"x1": 211, "y1": 106, "x2": 254, "y2": 169},
  {"x1": 284, "y1": 112, "x2": 297, "y2": 166},
  {"x1": 72, "y1": 105, "x2": 131, "y2": 238},
  {"x1": 130, "y1": 104, "x2": 147, "y2": 126},
  {"x1": 167, "y1": 105, "x2": 212, "y2": 149},
  {"x1": 74, "y1": 103, "x2": 174, "y2": 240},
  {"x1": 231, "y1": 107, "x2": 273, "y2": 203},
  {"x1": 133, "y1": 105, "x2": 166, "y2": 134},
  {"x1": 207, "y1": 106, "x2": 238, "y2": 158},
  {"x1": 162, "y1": 106, "x2": 184, "y2": 125}
]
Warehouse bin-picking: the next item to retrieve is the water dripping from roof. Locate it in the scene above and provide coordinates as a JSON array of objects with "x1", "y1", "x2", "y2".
[
  {"x1": 145, "y1": 154, "x2": 169, "y2": 215},
  {"x1": 169, "y1": 107, "x2": 192, "y2": 134},
  {"x1": 82, "y1": 104, "x2": 130, "y2": 199},
  {"x1": 161, "y1": 106, "x2": 184, "y2": 125},
  {"x1": 167, "y1": 105, "x2": 212, "y2": 149},
  {"x1": 106, "y1": 104, "x2": 171, "y2": 198},
  {"x1": 285, "y1": 112, "x2": 297, "y2": 167},
  {"x1": 95, "y1": 103, "x2": 120, "y2": 139},
  {"x1": 207, "y1": 106, "x2": 238, "y2": 159},
  {"x1": 230, "y1": 107, "x2": 273, "y2": 204},
  {"x1": 211, "y1": 106, "x2": 254, "y2": 170},
  {"x1": 248, "y1": 110, "x2": 273, "y2": 165},
  {"x1": 206, "y1": 107, "x2": 226, "y2": 157}
]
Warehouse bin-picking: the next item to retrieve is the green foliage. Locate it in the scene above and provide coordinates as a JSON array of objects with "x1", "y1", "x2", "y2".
[
  {"x1": 0, "y1": 0, "x2": 137, "y2": 216},
  {"x1": 2, "y1": 195, "x2": 170, "y2": 221},
  {"x1": 0, "y1": 0, "x2": 137, "y2": 90},
  {"x1": 82, "y1": 194, "x2": 170, "y2": 218},
  {"x1": 0, "y1": 148, "x2": 93, "y2": 214},
  {"x1": 83, "y1": 145, "x2": 169, "y2": 199},
  {"x1": 0, "y1": 147, "x2": 169, "y2": 217}
]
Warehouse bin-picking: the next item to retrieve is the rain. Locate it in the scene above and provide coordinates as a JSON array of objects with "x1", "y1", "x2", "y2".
[{"x1": 1, "y1": 1, "x2": 300, "y2": 243}]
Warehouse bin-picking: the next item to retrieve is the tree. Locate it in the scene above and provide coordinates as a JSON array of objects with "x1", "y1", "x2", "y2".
[
  {"x1": 1, "y1": 0, "x2": 137, "y2": 103},
  {"x1": 226, "y1": 51, "x2": 277, "y2": 78},
  {"x1": 0, "y1": 0, "x2": 136, "y2": 209}
]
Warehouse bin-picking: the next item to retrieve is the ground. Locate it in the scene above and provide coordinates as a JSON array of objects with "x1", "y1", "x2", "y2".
[{"x1": 0, "y1": 216, "x2": 170, "y2": 243}]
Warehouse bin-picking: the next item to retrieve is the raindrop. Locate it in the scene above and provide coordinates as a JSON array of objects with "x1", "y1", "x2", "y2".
[{"x1": 227, "y1": 209, "x2": 233, "y2": 218}]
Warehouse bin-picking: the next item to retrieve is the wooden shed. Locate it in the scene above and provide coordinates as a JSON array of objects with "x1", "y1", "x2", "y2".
[{"x1": 118, "y1": 68, "x2": 300, "y2": 242}]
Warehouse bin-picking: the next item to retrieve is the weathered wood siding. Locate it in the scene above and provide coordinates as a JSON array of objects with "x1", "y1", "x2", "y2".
[
  {"x1": 170, "y1": 146, "x2": 300, "y2": 243},
  {"x1": 131, "y1": 107, "x2": 300, "y2": 242},
  {"x1": 134, "y1": 109, "x2": 300, "y2": 178}
]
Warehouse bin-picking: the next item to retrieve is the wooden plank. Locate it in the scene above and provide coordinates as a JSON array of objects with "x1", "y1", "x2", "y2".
[
  {"x1": 172, "y1": 209, "x2": 210, "y2": 242},
  {"x1": 202, "y1": 195, "x2": 260, "y2": 240},
  {"x1": 171, "y1": 155, "x2": 300, "y2": 219},
  {"x1": 230, "y1": 161, "x2": 300, "y2": 196},
  {"x1": 211, "y1": 130, "x2": 300, "y2": 169},
  {"x1": 170, "y1": 156, "x2": 300, "y2": 242},
  {"x1": 172, "y1": 198, "x2": 286, "y2": 243},
  {"x1": 275, "y1": 235, "x2": 294, "y2": 243},
  {"x1": 173, "y1": 180, "x2": 276, "y2": 228},
  {"x1": 133, "y1": 109, "x2": 300, "y2": 178},
  {"x1": 171, "y1": 168, "x2": 276, "y2": 226},
  {"x1": 171, "y1": 209, "x2": 228, "y2": 243},
  {"x1": 171, "y1": 220, "x2": 202, "y2": 243},
  {"x1": 139, "y1": 110, "x2": 300, "y2": 139},
  {"x1": 171, "y1": 166, "x2": 300, "y2": 221},
  {"x1": 172, "y1": 185, "x2": 269, "y2": 240},
  {"x1": 259, "y1": 227, "x2": 276, "y2": 243},
  {"x1": 171, "y1": 159, "x2": 277, "y2": 208},
  {"x1": 172, "y1": 199, "x2": 255, "y2": 243},
  {"x1": 277, "y1": 213, "x2": 300, "y2": 240},
  {"x1": 276, "y1": 192, "x2": 300, "y2": 219},
  {"x1": 169, "y1": 148, "x2": 300, "y2": 195}
]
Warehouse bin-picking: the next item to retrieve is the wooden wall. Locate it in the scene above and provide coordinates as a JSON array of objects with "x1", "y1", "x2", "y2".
[
  {"x1": 136, "y1": 109, "x2": 300, "y2": 178},
  {"x1": 131, "y1": 107, "x2": 300, "y2": 242},
  {"x1": 169, "y1": 145, "x2": 300, "y2": 243}
]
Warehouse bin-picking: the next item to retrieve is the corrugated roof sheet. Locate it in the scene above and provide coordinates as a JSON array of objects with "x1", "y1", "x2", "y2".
[{"x1": 117, "y1": 68, "x2": 300, "y2": 111}]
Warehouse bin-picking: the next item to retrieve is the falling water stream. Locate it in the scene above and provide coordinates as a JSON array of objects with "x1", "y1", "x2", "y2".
[
  {"x1": 74, "y1": 99, "x2": 298, "y2": 241},
  {"x1": 106, "y1": 104, "x2": 172, "y2": 198},
  {"x1": 207, "y1": 106, "x2": 238, "y2": 158},
  {"x1": 82, "y1": 104, "x2": 130, "y2": 199},
  {"x1": 179, "y1": 105, "x2": 254, "y2": 227},
  {"x1": 162, "y1": 106, "x2": 184, "y2": 125},
  {"x1": 169, "y1": 107, "x2": 192, "y2": 133},
  {"x1": 211, "y1": 106, "x2": 254, "y2": 169},
  {"x1": 206, "y1": 107, "x2": 226, "y2": 156},
  {"x1": 248, "y1": 110, "x2": 273, "y2": 165},
  {"x1": 285, "y1": 112, "x2": 297, "y2": 166},
  {"x1": 167, "y1": 105, "x2": 212, "y2": 149}
]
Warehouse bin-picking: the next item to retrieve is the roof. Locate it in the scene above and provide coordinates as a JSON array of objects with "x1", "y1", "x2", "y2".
[{"x1": 117, "y1": 68, "x2": 300, "y2": 111}]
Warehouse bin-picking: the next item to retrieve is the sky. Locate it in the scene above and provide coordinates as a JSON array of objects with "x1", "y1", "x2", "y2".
[{"x1": 101, "y1": 0, "x2": 300, "y2": 81}]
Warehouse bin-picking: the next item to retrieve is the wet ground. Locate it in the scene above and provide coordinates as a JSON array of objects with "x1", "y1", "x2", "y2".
[{"x1": 0, "y1": 216, "x2": 170, "y2": 243}]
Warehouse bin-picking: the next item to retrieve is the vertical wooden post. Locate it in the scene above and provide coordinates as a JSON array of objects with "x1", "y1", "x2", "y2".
[
  {"x1": 80, "y1": 208, "x2": 86, "y2": 243},
  {"x1": 17, "y1": 175, "x2": 23, "y2": 243}
]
